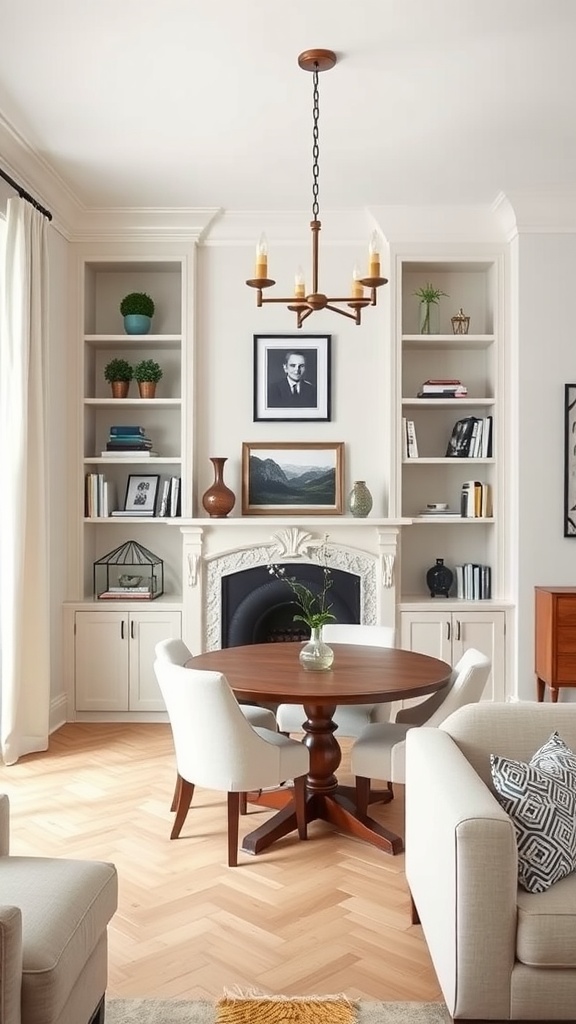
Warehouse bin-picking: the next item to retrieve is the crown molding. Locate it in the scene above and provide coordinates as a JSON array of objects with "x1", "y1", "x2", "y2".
[{"x1": 494, "y1": 190, "x2": 576, "y2": 236}]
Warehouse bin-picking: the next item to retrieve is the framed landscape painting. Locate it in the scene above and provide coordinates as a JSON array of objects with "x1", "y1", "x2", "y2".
[
  {"x1": 253, "y1": 334, "x2": 331, "y2": 422},
  {"x1": 242, "y1": 441, "x2": 344, "y2": 515}
]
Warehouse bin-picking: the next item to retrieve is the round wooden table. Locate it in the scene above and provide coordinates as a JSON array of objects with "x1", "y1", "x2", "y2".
[{"x1": 186, "y1": 643, "x2": 451, "y2": 856}]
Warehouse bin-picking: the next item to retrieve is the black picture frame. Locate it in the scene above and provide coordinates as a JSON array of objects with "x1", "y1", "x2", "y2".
[
  {"x1": 564, "y1": 384, "x2": 576, "y2": 536},
  {"x1": 241, "y1": 441, "x2": 344, "y2": 515},
  {"x1": 253, "y1": 334, "x2": 331, "y2": 422},
  {"x1": 123, "y1": 474, "x2": 160, "y2": 515}
]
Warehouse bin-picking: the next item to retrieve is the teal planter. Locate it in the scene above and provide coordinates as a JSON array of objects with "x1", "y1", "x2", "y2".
[{"x1": 123, "y1": 314, "x2": 151, "y2": 335}]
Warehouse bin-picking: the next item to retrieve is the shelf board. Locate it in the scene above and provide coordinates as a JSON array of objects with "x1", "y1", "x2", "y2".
[
  {"x1": 84, "y1": 516, "x2": 183, "y2": 523},
  {"x1": 402, "y1": 397, "x2": 495, "y2": 407},
  {"x1": 409, "y1": 516, "x2": 495, "y2": 524},
  {"x1": 402, "y1": 334, "x2": 495, "y2": 350},
  {"x1": 84, "y1": 334, "x2": 181, "y2": 348},
  {"x1": 403, "y1": 457, "x2": 495, "y2": 465},
  {"x1": 83, "y1": 456, "x2": 181, "y2": 465},
  {"x1": 84, "y1": 398, "x2": 181, "y2": 407}
]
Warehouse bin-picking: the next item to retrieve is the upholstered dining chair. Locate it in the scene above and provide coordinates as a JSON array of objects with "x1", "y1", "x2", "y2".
[
  {"x1": 155, "y1": 637, "x2": 277, "y2": 812},
  {"x1": 276, "y1": 623, "x2": 396, "y2": 737},
  {"x1": 153, "y1": 660, "x2": 310, "y2": 865},
  {"x1": 350, "y1": 647, "x2": 492, "y2": 814}
]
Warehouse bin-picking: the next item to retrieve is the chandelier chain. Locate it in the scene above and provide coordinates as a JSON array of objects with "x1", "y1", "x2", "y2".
[{"x1": 312, "y1": 68, "x2": 320, "y2": 220}]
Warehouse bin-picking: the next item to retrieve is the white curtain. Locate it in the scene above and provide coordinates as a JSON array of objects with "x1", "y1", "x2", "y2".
[{"x1": 0, "y1": 198, "x2": 50, "y2": 764}]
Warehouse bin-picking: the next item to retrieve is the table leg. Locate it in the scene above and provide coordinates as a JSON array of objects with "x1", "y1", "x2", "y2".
[{"x1": 240, "y1": 701, "x2": 403, "y2": 856}]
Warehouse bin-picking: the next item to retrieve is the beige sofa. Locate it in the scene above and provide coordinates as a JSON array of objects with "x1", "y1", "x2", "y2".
[
  {"x1": 0, "y1": 794, "x2": 118, "y2": 1024},
  {"x1": 405, "y1": 702, "x2": 576, "y2": 1022}
]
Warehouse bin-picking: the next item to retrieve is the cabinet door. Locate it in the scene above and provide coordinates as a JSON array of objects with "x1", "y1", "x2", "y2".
[
  {"x1": 452, "y1": 610, "x2": 506, "y2": 701},
  {"x1": 75, "y1": 611, "x2": 129, "y2": 711},
  {"x1": 400, "y1": 611, "x2": 453, "y2": 662},
  {"x1": 129, "y1": 610, "x2": 181, "y2": 711}
]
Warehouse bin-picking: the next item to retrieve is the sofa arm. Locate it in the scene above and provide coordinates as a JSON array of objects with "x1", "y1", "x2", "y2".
[
  {"x1": 0, "y1": 905, "x2": 23, "y2": 1024},
  {"x1": 0, "y1": 796, "x2": 9, "y2": 857},
  {"x1": 405, "y1": 727, "x2": 518, "y2": 1021}
]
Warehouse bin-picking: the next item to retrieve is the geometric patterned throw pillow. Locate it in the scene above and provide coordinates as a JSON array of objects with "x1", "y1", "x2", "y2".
[{"x1": 490, "y1": 731, "x2": 576, "y2": 894}]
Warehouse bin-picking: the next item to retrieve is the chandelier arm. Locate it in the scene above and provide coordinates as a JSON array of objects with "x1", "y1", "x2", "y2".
[
  {"x1": 297, "y1": 307, "x2": 315, "y2": 328},
  {"x1": 324, "y1": 303, "x2": 361, "y2": 322}
]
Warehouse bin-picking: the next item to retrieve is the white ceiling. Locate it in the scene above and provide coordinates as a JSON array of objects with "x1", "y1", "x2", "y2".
[{"x1": 0, "y1": 0, "x2": 574, "y2": 213}]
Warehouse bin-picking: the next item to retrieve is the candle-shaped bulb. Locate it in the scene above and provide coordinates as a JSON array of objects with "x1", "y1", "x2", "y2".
[
  {"x1": 352, "y1": 264, "x2": 364, "y2": 299},
  {"x1": 294, "y1": 266, "x2": 306, "y2": 299},
  {"x1": 368, "y1": 231, "x2": 380, "y2": 278},
  {"x1": 255, "y1": 233, "x2": 268, "y2": 279}
]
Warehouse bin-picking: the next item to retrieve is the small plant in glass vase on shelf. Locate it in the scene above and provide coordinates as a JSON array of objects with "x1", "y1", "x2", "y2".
[
  {"x1": 269, "y1": 541, "x2": 336, "y2": 671},
  {"x1": 414, "y1": 282, "x2": 448, "y2": 335}
]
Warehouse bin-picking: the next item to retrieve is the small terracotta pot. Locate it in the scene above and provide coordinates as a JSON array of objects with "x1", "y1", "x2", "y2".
[
  {"x1": 111, "y1": 381, "x2": 130, "y2": 398},
  {"x1": 138, "y1": 381, "x2": 157, "y2": 398}
]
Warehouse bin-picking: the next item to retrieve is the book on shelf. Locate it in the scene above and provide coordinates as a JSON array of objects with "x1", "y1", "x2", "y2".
[
  {"x1": 460, "y1": 480, "x2": 493, "y2": 518},
  {"x1": 158, "y1": 478, "x2": 171, "y2": 517},
  {"x1": 107, "y1": 586, "x2": 151, "y2": 593},
  {"x1": 454, "y1": 562, "x2": 492, "y2": 600},
  {"x1": 418, "y1": 380, "x2": 468, "y2": 398},
  {"x1": 85, "y1": 473, "x2": 115, "y2": 517},
  {"x1": 109, "y1": 425, "x2": 147, "y2": 436},
  {"x1": 105, "y1": 440, "x2": 153, "y2": 450},
  {"x1": 169, "y1": 476, "x2": 181, "y2": 517},
  {"x1": 109, "y1": 509, "x2": 156, "y2": 516},
  {"x1": 405, "y1": 419, "x2": 419, "y2": 458},
  {"x1": 98, "y1": 591, "x2": 154, "y2": 600},
  {"x1": 445, "y1": 416, "x2": 479, "y2": 457}
]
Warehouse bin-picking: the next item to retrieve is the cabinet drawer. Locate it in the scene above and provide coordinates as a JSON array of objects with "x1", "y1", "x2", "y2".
[
  {"x1": 557, "y1": 629, "x2": 576, "y2": 653},
  {"x1": 557, "y1": 600, "x2": 576, "y2": 626},
  {"x1": 555, "y1": 655, "x2": 576, "y2": 682}
]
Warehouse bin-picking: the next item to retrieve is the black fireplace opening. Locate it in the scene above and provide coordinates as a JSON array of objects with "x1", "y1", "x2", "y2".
[{"x1": 221, "y1": 563, "x2": 361, "y2": 647}]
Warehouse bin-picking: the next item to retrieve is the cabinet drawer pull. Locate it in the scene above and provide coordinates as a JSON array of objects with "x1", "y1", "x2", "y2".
[
  {"x1": 131, "y1": 620, "x2": 135, "y2": 640},
  {"x1": 446, "y1": 621, "x2": 451, "y2": 641},
  {"x1": 121, "y1": 620, "x2": 125, "y2": 640},
  {"x1": 456, "y1": 620, "x2": 461, "y2": 641}
]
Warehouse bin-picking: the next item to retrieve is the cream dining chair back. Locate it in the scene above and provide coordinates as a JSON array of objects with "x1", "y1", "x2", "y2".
[
  {"x1": 155, "y1": 638, "x2": 277, "y2": 813},
  {"x1": 350, "y1": 647, "x2": 492, "y2": 814},
  {"x1": 153, "y1": 660, "x2": 309, "y2": 865},
  {"x1": 276, "y1": 623, "x2": 396, "y2": 737}
]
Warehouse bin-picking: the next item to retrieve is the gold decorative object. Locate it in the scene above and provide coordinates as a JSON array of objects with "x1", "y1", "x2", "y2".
[
  {"x1": 451, "y1": 308, "x2": 470, "y2": 335},
  {"x1": 246, "y1": 49, "x2": 388, "y2": 328}
]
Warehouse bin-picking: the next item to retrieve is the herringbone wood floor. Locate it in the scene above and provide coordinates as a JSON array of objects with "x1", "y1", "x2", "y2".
[{"x1": 2, "y1": 723, "x2": 443, "y2": 1002}]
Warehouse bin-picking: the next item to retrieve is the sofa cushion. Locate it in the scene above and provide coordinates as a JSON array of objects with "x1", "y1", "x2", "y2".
[
  {"x1": 0, "y1": 856, "x2": 117, "y2": 1024},
  {"x1": 516, "y1": 869, "x2": 576, "y2": 967},
  {"x1": 490, "y1": 731, "x2": 576, "y2": 894}
]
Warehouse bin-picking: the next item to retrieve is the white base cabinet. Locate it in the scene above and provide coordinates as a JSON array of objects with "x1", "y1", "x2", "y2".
[
  {"x1": 399, "y1": 608, "x2": 506, "y2": 702},
  {"x1": 74, "y1": 608, "x2": 181, "y2": 712}
]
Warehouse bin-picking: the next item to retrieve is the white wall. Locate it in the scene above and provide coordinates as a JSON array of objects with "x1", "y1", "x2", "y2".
[
  {"x1": 194, "y1": 219, "x2": 392, "y2": 517},
  {"x1": 515, "y1": 231, "x2": 576, "y2": 700}
]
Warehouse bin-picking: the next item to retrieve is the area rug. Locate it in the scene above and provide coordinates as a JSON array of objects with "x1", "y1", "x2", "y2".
[{"x1": 106, "y1": 996, "x2": 452, "y2": 1024}]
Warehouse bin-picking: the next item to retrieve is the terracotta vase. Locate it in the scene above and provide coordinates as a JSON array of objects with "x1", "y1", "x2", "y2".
[
  {"x1": 202, "y1": 457, "x2": 235, "y2": 518},
  {"x1": 111, "y1": 381, "x2": 130, "y2": 398},
  {"x1": 138, "y1": 381, "x2": 157, "y2": 398}
]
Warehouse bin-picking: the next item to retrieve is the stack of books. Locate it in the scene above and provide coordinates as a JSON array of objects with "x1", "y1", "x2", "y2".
[
  {"x1": 417, "y1": 379, "x2": 468, "y2": 398},
  {"x1": 460, "y1": 480, "x2": 493, "y2": 518},
  {"x1": 445, "y1": 415, "x2": 493, "y2": 458},
  {"x1": 101, "y1": 425, "x2": 157, "y2": 457},
  {"x1": 454, "y1": 563, "x2": 492, "y2": 600}
]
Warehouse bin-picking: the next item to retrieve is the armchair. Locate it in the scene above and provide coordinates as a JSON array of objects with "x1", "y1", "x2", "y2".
[
  {"x1": 405, "y1": 702, "x2": 576, "y2": 1021},
  {"x1": 0, "y1": 793, "x2": 118, "y2": 1024}
]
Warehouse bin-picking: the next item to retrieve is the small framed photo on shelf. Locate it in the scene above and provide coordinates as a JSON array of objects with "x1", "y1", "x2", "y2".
[
  {"x1": 122, "y1": 474, "x2": 160, "y2": 516},
  {"x1": 253, "y1": 334, "x2": 331, "y2": 422},
  {"x1": 242, "y1": 441, "x2": 344, "y2": 516},
  {"x1": 564, "y1": 384, "x2": 576, "y2": 536}
]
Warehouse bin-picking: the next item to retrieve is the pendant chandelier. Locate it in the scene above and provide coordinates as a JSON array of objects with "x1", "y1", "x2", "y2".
[{"x1": 246, "y1": 49, "x2": 388, "y2": 328}]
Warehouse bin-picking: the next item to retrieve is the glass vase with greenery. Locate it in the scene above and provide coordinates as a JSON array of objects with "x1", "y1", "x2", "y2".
[{"x1": 414, "y1": 283, "x2": 448, "y2": 334}]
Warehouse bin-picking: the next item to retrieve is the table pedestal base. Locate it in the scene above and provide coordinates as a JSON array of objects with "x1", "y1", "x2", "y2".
[{"x1": 242, "y1": 786, "x2": 402, "y2": 856}]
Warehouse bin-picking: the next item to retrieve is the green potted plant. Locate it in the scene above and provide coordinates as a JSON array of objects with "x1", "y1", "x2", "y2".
[
  {"x1": 104, "y1": 357, "x2": 133, "y2": 398},
  {"x1": 120, "y1": 292, "x2": 155, "y2": 335},
  {"x1": 414, "y1": 283, "x2": 448, "y2": 334},
  {"x1": 134, "y1": 358, "x2": 163, "y2": 398}
]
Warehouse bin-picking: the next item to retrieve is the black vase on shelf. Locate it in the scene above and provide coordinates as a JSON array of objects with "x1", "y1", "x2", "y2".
[{"x1": 426, "y1": 558, "x2": 453, "y2": 598}]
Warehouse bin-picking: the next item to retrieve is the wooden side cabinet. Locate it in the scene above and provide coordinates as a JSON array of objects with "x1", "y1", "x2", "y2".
[{"x1": 535, "y1": 587, "x2": 576, "y2": 701}]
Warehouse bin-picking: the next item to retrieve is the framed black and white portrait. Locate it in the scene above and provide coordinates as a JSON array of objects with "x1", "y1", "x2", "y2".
[{"x1": 253, "y1": 334, "x2": 331, "y2": 422}]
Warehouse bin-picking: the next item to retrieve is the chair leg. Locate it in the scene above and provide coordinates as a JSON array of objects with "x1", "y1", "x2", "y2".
[
  {"x1": 170, "y1": 772, "x2": 182, "y2": 812},
  {"x1": 228, "y1": 791, "x2": 240, "y2": 866},
  {"x1": 355, "y1": 775, "x2": 371, "y2": 816},
  {"x1": 293, "y1": 774, "x2": 308, "y2": 840},
  {"x1": 409, "y1": 891, "x2": 420, "y2": 925},
  {"x1": 170, "y1": 779, "x2": 195, "y2": 839},
  {"x1": 387, "y1": 780, "x2": 394, "y2": 799}
]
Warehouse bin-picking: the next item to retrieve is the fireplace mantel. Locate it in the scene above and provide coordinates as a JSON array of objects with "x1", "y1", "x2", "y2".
[{"x1": 179, "y1": 517, "x2": 408, "y2": 652}]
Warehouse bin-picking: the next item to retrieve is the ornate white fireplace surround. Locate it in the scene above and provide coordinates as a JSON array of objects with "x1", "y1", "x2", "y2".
[{"x1": 179, "y1": 518, "x2": 404, "y2": 653}]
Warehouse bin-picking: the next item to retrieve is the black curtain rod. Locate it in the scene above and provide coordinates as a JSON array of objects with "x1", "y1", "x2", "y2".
[{"x1": 0, "y1": 167, "x2": 52, "y2": 221}]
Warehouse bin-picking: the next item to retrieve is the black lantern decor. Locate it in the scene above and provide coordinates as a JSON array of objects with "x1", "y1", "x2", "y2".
[{"x1": 93, "y1": 540, "x2": 164, "y2": 600}]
